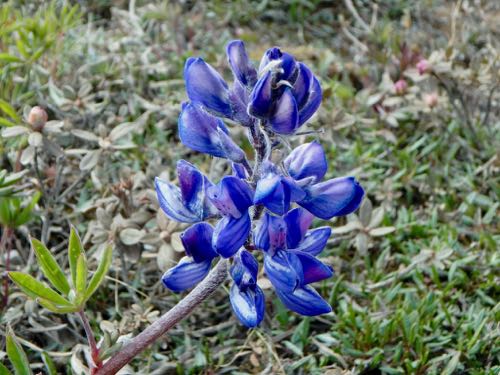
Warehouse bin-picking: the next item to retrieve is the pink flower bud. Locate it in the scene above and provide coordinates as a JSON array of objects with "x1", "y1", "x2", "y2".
[
  {"x1": 394, "y1": 79, "x2": 408, "y2": 95},
  {"x1": 423, "y1": 93, "x2": 438, "y2": 108},
  {"x1": 28, "y1": 106, "x2": 48, "y2": 131},
  {"x1": 416, "y1": 59, "x2": 430, "y2": 75}
]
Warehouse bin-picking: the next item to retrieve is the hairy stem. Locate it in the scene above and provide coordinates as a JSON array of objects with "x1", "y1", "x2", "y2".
[
  {"x1": 95, "y1": 259, "x2": 228, "y2": 375},
  {"x1": 78, "y1": 310, "x2": 102, "y2": 373}
]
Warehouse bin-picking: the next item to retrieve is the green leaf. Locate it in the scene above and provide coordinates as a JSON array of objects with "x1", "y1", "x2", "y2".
[
  {"x1": 31, "y1": 238, "x2": 70, "y2": 295},
  {"x1": 0, "y1": 99, "x2": 20, "y2": 122},
  {"x1": 68, "y1": 227, "x2": 84, "y2": 287},
  {"x1": 8, "y1": 272, "x2": 72, "y2": 306},
  {"x1": 0, "y1": 362, "x2": 13, "y2": 375},
  {"x1": 75, "y1": 253, "x2": 87, "y2": 296},
  {"x1": 14, "y1": 191, "x2": 41, "y2": 227},
  {"x1": 0, "y1": 117, "x2": 16, "y2": 127},
  {"x1": 0, "y1": 53, "x2": 22, "y2": 63},
  {"x1": 85, "y1": 244, "x2": 112, "y2": 301},
  {"x1": 41, "y1": 352, "x2": 57, "y2": 375},
  {"x1": 6, "y1": 333, "x2": 32, "y2": 375},
  {"x1": 36, "y1": 298, "x2": 78, "y2": 314}
]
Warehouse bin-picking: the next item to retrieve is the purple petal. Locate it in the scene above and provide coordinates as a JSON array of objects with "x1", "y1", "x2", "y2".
[
  {"x1": 258, "y1": 47, "x2": 297, "y2": 82},
  {"x1": 231, "y1": 249, "x2": 259, "y2": 287},
  {"x1": 207, "y1": 176, "x2": 254, "y2": 218},
  {"x1": 229, "y1": 81, "x2": 253, "y2": 127},
  {"x1": 184, "y1": 57, "x2": 231, "y2": 117},
  {"x1": 289, "y1": 250, "x2": 333, "y2": 284},
  {"x1": 298, "y1": 76, "x2": 322, "y2": 126},
  {"x1": 230, "y1": 284, "x2": 265, "y2": 327},
  {"x1": 285, "y1": 207, "x2": 314, "y2": 249},
  {"x1": 269, "y1": 88, "x2": 299, "y2": 135},
  {"x1": 176, "y1": 160, "x2": 204, "y2": 208},
  {"x1": 299, "y1": 177, "x2": 364, "y2": 220},
  {"x1": 264, "y1": 250, "x2": 301, "y2": 292},
  {"x1": 178, "y1": 103, "x2": 245, "y2": 162},
  {"x1": 254, "y1": 174, "x2": 289, "y2": 216},
  {"x1": 275, "y1": 284, "x2": 332, "y2": 316},
  {"x1": 293, "y1": 63, "x2": 313, "y2": 108},
  {"x1": 181, "y1": 223, "x2": 217, "y2": 263},
  {"x1": 161, "y1": 258, "x2": 212, "y2": 292},
  {"x1": 155, "y1": 177, "x2": 204, "y2": 223},
  {"x1": 226, "y1": 40, "x2": 257, "y2": 87},
  {"x1": 232, "y1": 162, "x2": 249, "y2": 179},
  {"x1": 212, "y1": 213, "x2": 251, "y2": 258},
  {"x1": 253, "y1": 213, "x2": 270, "y2": 251},
  {"x1": 295, "y1": 227, "x2": 331, "y2": 256},
  {"x1": 248, "y1": 71, "x2": 273, "y2": 119},
  {"x1": 284, "y1": 141, "x2": 327, "y2": 183}
]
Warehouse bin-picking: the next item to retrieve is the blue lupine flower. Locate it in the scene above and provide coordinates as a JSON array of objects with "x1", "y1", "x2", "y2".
[
  {"x1": 179, "y1": 102, "x2": 246, "y2": 163},
  {"x1": 156, "y1": 40, "x2": 364, "y2": 327},
  {"x1": 249, "y1": 47, "x2": 323, "y2": 134},
  {"x1": 155, "y1": 160, "x2": 216, "y2": 223},
  {"x1": 161, "y1": 222, "x2": 218, "y2": 291},
  {"x1": 229, "y1": 250, "x2": 265, "y2": 327}
]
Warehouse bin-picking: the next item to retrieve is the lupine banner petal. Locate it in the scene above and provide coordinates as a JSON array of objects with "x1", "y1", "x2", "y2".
[
  {"x1": 212, "y1": 213, "x2": 251, "y2": 258},
  {"x1": 207, "y1": 176, "x2": 253, "y2": 218},
  {"x1": 184, "y1": 57, "x2": 232, "y2": 117},
  {"x1": 181, "y1": 223, "x2": 217, "y2": 263},
  {"x1": 155, "y1": 177, "x2": 204, "y2": 223},
  {"x1": 227, "y1": 40, "x2": 257, "y2": 87}
]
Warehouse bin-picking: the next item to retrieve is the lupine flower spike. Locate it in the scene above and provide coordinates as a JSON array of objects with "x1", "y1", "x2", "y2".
[{"x1": 156, "y1": 40, "x2": 364, "y2": 327}]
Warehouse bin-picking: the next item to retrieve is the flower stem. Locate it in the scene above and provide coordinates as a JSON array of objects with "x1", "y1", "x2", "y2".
[
  {"x1": 78, "y1": 310, "x2": 102, "y2": 373},
  {"x1": 95, "y1": 258, "x2": 228, "y2": 375}
]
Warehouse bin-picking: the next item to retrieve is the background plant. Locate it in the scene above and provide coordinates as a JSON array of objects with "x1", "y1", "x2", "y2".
[{"x1": 0, "y1": 1, "x2": 498, "y2": 374}]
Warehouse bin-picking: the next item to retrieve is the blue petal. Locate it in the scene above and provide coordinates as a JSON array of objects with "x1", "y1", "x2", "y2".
[
  {"x1": 264, "y1": 250, "x2": 301, "y2": 292},
  {"x1": 275, "y1": 284, "x2": 332, "y2": 316},
  {"x1": 212, "y1": 213, "x2": 251, "y2": 258},
  {"x1": 155, "y1": 177, "x2": 203, "y2": 223},
  {"x1": 248, "y1": 71, "x2": 273, "y2": 119},
  {"x1": 298, "y1": 76, "x2": 322, "y2": 126},
  {"x1": 231, "y1": 249, "x2": 259, "y2": 287},
  {"x1": 226, "y1": 40, "x2": 257, "y2": 87},
  {"x1": 289, "y1": 250, "x2": 333, "y2": 285},
  {"x1": 299, "y1": 177, "x2": 364, "y2": 220},
  {"x1": 293, "y1": 63, "x2": 313, "y2": 108},
  {"x1": 295, "y1": 227, "x2": 331, "y2": 256},
  {"x1": 176, "y1": 160, "x2": 206, "y2": 211},
  {"x1": 161, "y1": 258, "x2": 212, "y2": 292},
  {"x1": 269, "y1": 88, "x2": 299, "y2": 135},
  {"x1": 178, "y1": 103, "x2": 245, "y2": 162},
  {"x1": 281, "y1": 177, "x2": 306, "y2": 202},
  {"x1": 254, "y1": 174, "x2": 289, "y2": 216},
  {"x1": 284, "y1": 207, "x2": 314, "y2": 249},
  {"x1": 184, "y1": 57, "x2": 231, "y2": 117},
  {"x1": 229, "y1": 81, "x2": 253, "y2": 127},
  {"x1": 230, "y1": 284, "x2": 265, "y2": 328},
  {"x1": 181, "y1": 223, "x2": 217, "y2": 263},
  {"x1": 253, "y1": 213, "x2": 270, "y2": 251},
  {"x1": 284, "y1": 141, "x2": 327, "y2": 183},
  {"x1": 258, "y1": 47, "x2": 297, "y2": 82},
  {"x1": 232, "y1": 162, "x2": 249, "y2": 179},
  {"x1": 207, "y1": 176, "x2": 254, "y2": 218}
]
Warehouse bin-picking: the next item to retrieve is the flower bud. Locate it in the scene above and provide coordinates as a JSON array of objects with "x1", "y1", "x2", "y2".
[
  {"x1": 394, "y1": 79, "x2": 408, "y2": 95},
  {"x1": 416, "y1": 59, "x2": 430, "y2": 75},
  {"x1": 423, "y1": 92, "x2": 438, "y2": 108},
  {"x1": 28, "y1": 106, "x2": 48, "y2": 132}
]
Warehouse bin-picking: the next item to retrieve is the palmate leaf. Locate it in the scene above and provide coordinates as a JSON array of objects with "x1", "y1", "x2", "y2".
[
  {"x1": 76, "y1": 253, "x2": 88, "y2": 296},
  {"x1": 37, "y1": 298, "x2": 79, "y2": 314},
  {"x1": 6, "y1": 333, "x2": 32, "y2": 375},
  {"x1": 31, "y1": 238, "x2": 70, "y2": 295},
  {"x1": 8, "y1": 272, "x2": 71, "y2": 307},
  {"x1": 68, "y1": 227, "x2": 84, "y2": 287},
  {"x1": 84, "y1": 244, "x2": 113, "y2": 302}
]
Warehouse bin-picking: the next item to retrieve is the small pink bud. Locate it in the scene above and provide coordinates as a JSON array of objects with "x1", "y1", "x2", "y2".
[
  {"x1": 423, "y1": 92, "x2": 438, "y2": 108},
  {"x1": 416, "y1": 59, "x2": 430, "y2": 75},
  {"x1": 28, "y1": 106, "x2": 48, "y2": 131},
  {"x1": 394, "y1": 79, "x2": 408, "y2": 95}
]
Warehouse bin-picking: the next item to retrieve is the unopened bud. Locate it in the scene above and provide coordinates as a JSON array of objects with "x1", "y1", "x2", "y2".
[
  {"x1": 394, "y1": 79, "x2": 408, "y2": 95},
  {"x1": 423, "y1": 92, "x2": 438, "y2": 108},
  {"x1": 28, "y1": 106, "x2": 48, "y2": 131},
  {"x1": 416, "y1": 59, "x2": 430, "y2": 75}
]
